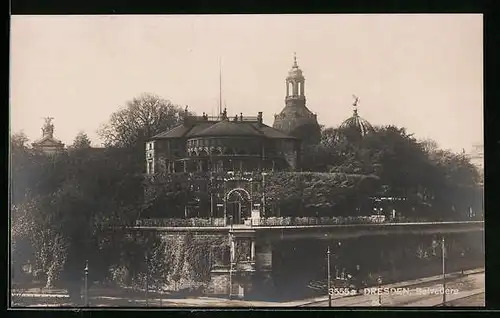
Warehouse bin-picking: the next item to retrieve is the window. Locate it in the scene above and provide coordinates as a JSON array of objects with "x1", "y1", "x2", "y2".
[{"x1": 148, "y1": 161, "x2": 153, "y2": 174}]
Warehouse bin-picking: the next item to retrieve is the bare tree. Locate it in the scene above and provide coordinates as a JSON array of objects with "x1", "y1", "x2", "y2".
[
  {"x1": 419, "y1": 138, "x2": 439, "y2": 155},
  {"x1": 11, "y1": 131, "x2": 30, "y2": 150},
  {"x1": 98, "y1": 93, "x2": 191, "y2": 149}
]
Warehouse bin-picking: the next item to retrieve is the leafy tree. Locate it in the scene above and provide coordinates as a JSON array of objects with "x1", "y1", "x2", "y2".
[
  {"x1": 265, "y1": 172, "x2": 380, "y2": 217},
  {"x1": 423, "y1": 149, "x2": 482, "y2": 219},
  {"x1": 299, "y1": 124, "x2": 482, "y2": 220},
  {"x1": 10, "y1": 144, "x2": 145, "y2": 289},
  {"x1": 70, "y1": 131, "x2": 92, "y2": 149}
]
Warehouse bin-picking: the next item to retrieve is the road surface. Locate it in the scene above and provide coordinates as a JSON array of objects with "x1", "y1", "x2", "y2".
[
  {"x1": 300, "y1": 272, "x2": 484, "y2": 307},
  {"x1": 11, "y1": 269, "x2": 484, "y2": 307},
  {"x1": 441, "y1": 292, "x2": 484, "y2": 306}
]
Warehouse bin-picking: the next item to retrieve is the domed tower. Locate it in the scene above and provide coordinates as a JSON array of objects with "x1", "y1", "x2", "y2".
[
  {"x1": 338, "y1": 95, "x2": 375, "y2": 141},
  {"x1": 273, "y1": 53, "x2": 321, "y2": 144}
]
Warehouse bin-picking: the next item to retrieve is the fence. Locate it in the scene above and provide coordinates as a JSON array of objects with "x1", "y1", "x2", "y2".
[
  {"x1": 136, "y1": 218, "x2": 226, "y2": 227},
  {"x1": 251, "y1": 216, "x2": 452, "y2": 226},
  {"x1": 253, "y1": 216, "x2": 387, "y2": 227},
  {"x1": 135, "y1": 216, "x2": 449, "y2": 228}
]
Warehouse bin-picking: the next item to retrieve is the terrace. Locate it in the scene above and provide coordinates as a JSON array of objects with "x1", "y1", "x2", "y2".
[{"x1": 134, "y1": 215, "x2": 480, "y2": 229}]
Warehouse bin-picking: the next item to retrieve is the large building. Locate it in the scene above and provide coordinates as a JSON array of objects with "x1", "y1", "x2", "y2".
[
  {"x1": 467, "y1": 143, "x2": 484, "y2": 187},
  {"x1": 467, "y1": 144, "x2": 483, "y2": 171},
  {"x1": 146, "y1": 110, "x2": 300, "y2": 176},
  {"x1": 146, "y1": 110, "x2": 301, "y2": 223},
  {"x1": 144, "y1": 55, "x2": 376, "y2": 224},
  {"x1": 31, "y1": 117, "x2": 65, "y2": 155}
]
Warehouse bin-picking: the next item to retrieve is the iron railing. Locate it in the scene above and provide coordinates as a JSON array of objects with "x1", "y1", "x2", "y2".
[{"x1": 132, "y1": 216, "x2": 477, "y2": 228}]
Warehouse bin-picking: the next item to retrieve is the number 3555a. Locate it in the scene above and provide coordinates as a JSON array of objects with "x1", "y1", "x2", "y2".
[{"x1": 329, "y1": 288, "x2": 355, "y2": 296}]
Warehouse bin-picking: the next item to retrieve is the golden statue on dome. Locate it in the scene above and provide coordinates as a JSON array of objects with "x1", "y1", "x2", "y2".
[{"x1": 352, "y1": 95, "x2": 359, "y2": 107}]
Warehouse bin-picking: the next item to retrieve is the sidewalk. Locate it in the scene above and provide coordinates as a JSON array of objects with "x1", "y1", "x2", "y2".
[
  {"x1": 407, "y1": 288, "x2": 484, "y2": 307},
  {"x1": 294, "y1": 267, "x2": 484, "y2": 307}
]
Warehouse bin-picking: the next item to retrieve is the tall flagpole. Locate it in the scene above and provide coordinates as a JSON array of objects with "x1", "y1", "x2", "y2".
[{"x1": 219, "y1": 57, "x2": 222, "y2": 115}]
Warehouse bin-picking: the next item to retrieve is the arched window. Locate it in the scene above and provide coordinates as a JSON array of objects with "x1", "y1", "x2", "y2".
[{"x1": 199, "y1": 150, "x2": 208, "y2": 157}]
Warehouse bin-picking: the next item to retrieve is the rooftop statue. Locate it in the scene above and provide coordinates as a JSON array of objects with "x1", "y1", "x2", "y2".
[
  {"x1": 42, "y1": 117, "x2": 55, "y2": 138},
  {"x1": 352, "y1": 94, "x2": 359, "y2": 107}
]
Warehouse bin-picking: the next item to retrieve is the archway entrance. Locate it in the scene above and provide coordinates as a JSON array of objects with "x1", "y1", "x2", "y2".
[{"x1": 225, "y1": 188, "x2": 251, "y2": 225}]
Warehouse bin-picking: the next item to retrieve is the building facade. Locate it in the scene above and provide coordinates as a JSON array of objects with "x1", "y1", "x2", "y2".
[
  {"x1": 143, "y1": 55, "x2": 384, "y2": 224},
  {"x1": 145, "y1": 109, "x2": 300, "y2": 224},
  {"x1": 31, "y1": 117, "x2": 65, "y2": 155}
]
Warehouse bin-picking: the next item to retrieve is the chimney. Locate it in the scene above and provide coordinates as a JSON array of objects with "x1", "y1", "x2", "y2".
[{"x1": 257, "y1": 112, "x2": 263, "y2": 124}]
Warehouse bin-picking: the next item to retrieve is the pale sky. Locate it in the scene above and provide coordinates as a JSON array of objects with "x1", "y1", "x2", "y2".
[{"x1": 10, "y1": 14, "x2": 483, "y2": 151}]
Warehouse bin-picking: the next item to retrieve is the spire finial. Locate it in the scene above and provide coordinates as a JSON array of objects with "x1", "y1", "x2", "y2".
[{"x1": 293, "y1": 52, "x2": 297, "y2": 67}]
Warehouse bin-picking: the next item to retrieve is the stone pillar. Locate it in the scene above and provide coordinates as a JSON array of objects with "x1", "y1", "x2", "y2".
[
  {"x1": 251, "y1": 240, "x2": 274, "y2": 300},
  {"x1": 251, "y1": 240, "x2": 255, "y2": 261}
]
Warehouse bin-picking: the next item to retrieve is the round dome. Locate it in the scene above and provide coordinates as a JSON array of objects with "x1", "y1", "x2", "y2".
[{"x1": 339, "y1": 109, "x2": 374, "y2": 138}]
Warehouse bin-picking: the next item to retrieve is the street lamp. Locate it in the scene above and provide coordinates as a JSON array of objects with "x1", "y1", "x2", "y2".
[
  {"x1": 377, "y1": 276, "x2": 383, "y2": 306},
  {"x1": 228, "y1": 226, "x2": 234, "y2": 299},
  {"x1": 442, "y1": 236, "x2": 446, "y2": 305},
  {"x1": 84, "y1": 260, "x2": 89, "y2": 307},
  {"x1": 145, "y1": 253, "x2": 149, "y2": 307},
  {"x1": 327, "y1": 246, "x2": 332, "y2": 307}
]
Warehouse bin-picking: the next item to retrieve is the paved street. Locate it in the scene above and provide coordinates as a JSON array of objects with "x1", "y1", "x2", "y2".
[
  {"x1": 440, "y1": 292, "x2": 484, "y2": 306},
  {"x1": 300, "y1": 271, "x2": 484, "y2": 307},
  {"x1": 11, "y1": 268, "x2": 484, "y2": 307}
]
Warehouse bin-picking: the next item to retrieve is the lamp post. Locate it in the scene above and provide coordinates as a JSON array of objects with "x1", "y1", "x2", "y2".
[
  {"x1": 228, "y1": 223, "x2": 234, "y2": 299},
  {"x1": 84, "y1": 260, "x2": 89, "y2": 307},
  {"x1": 442, "y1": 236, "x2": 446, "y2": 305},
  {"x1": 145, "y1": 253, "x2": 149, "y2": 307},
  {"x1": 327, "y1": 246, "x2": 332, "y2": 307},
  {"x1": 377, "y1": 276, "x2": 383, "y2": 306}
]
